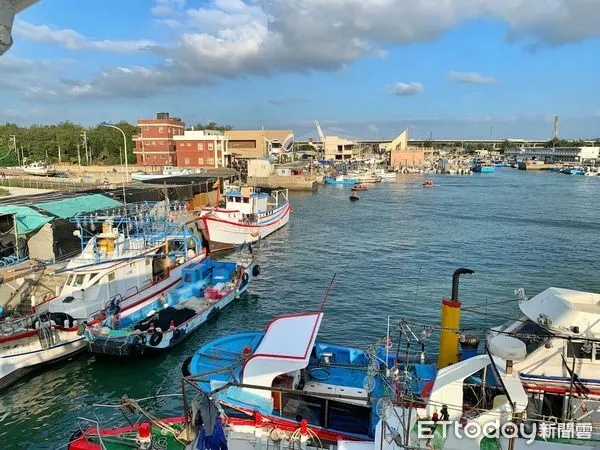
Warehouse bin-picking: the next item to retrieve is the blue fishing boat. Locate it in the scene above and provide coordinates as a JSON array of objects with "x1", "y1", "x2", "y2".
[
  {"x1": 185, "y1": 304, "x2": 436, "y2": 441},
  {"x1": 84, "y1": 255, "x2": 259, "y2": 356},
  {"x1": 324, "y1": 175, "x2": 359, "y2": 185},
  {"x1": 472, "y1": 162, "x2": 495, "y2": 173}
]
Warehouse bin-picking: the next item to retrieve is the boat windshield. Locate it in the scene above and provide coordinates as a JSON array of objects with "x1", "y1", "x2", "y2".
[{"x1": 509, "y1": 319, "x2": 546, "y2": 354}]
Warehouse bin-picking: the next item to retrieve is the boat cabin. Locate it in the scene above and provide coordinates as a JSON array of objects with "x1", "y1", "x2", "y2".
[
  {"x1": 487, "y1": 287, "x2": 600, "y2": 424},
  {"x1": 222, "y1": 186, "x2": 274, "y2": 223}
]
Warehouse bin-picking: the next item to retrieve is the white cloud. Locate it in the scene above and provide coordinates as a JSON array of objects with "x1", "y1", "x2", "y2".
[
  {"x1": 390, "y1": 82, "x2": 424, "y2": 96},
  {"x1": 151, "y1": 0, "x2": 186, "y2": 16},
  {"x1": 448, "y1": 71, "x2": 497, "y2": 84},
  {"x1": 13, "y1": 20, "x2": 156, "y2": 53},
  {"x1": 11, "y1": 0, "x2": 600, "y2": 100}
]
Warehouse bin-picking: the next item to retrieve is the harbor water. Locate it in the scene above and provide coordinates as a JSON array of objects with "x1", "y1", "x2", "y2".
[{"x1": 3, "y1": 169, "x2": 600, "y2": 449}]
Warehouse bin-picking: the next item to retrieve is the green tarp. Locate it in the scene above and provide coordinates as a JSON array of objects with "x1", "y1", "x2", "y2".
[
  {"x1": 0, "y1": 206, "x2": 52, "y2": 236},
  {"x1": 34, "y1": 194, "x2": 122, "y2": 219}
]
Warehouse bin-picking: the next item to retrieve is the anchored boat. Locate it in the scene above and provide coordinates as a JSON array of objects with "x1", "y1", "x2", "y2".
[
  {"x1": 324, "y1": 176, "x2": 359, "y2": 185},
  {"x1": 84, "y1": 255, "x2": 259, "y2": 356},
  {"x1": 199, "y1": 184, "x2": 290, "y2": 248},
  {"x1": 0, "y1": 202, "x2": 204, "y2": 389}
]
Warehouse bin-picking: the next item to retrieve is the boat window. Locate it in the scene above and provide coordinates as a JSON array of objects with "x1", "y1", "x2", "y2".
[
  {"x1": 566, "y1": 341, "x2": 593, "y2": 360},
  {"x1": 108, "y1": 272, "x2": 115, "y2": 281},
  {"x1": 595, "y1": 344, "x2": 600, "y2": 361},
  {"x1": 243, "y1": 198, "x2": 249, "y2": 204},
  {"x1": 73, "y1": 274, "x2": 86, "y2": 287},
  {"x1": 88, "y1": 272, "x2": 98, "y2": 282},
  {"x1": 66, "y1": 274, "x2": 74, "y2": 285},
  {"x1": 510, "y1": 320, "x2": 545, "y2": 354}
]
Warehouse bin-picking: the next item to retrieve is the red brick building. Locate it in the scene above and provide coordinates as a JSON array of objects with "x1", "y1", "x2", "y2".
[
  {"x1": 173, "y1": 130, "x2": 228, "y2": 168},
  {"x1": 132, "y1": 112, "x2": 184, "y2": 166}
]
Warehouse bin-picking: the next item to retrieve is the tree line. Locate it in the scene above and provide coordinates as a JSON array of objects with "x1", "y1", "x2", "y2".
[{"x1": 0, "y1": 121, "x2": 233, "y2": 167}]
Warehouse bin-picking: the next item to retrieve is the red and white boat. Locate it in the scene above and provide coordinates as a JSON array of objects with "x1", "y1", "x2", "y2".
[
  {"x1": 0, "y1": 205, "x2": 205, "y2": 390},
  {"x1": 199, "y1": 184, "x2": 290, "y2": 249}
]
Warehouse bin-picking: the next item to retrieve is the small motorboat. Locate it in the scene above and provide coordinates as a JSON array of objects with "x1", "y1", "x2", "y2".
[
  {"x1": 349, "y1": 193, "x2": 360, "y2": 201},
  {"x1": 423, "y1": 180, "x2": 434, "y2": 188},
  {"x1": 351, "y1": 184, "x2": 368, "y2": 191}
]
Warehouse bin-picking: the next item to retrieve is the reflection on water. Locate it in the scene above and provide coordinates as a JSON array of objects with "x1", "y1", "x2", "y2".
[{"x1": 3, "y1": 169, "x2": 600, "y2": 448}]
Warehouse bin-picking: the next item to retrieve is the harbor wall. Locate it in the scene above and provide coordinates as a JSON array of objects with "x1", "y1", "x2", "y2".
[{"x1": 248, "y1": 175, "x2": 318, "y2": 191}]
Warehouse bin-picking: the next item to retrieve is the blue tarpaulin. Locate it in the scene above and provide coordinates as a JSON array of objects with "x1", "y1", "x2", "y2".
[{"x1": 34, "y1": 194, "x2": 122, "y2": 219}]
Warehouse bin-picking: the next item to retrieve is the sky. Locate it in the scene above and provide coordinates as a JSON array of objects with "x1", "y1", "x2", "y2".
[{"x1": 2, "y1": 0, "x2": 600, "y2": 140}]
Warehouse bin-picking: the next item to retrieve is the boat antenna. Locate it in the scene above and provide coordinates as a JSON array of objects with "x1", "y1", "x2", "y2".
[{"x1": 319, "y1": 273, "x2": 336, "y2": 312}]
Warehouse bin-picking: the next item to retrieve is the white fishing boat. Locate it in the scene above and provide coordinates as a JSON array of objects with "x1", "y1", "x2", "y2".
[
  {"x1": 21, "y1": 161, "x2": 56, "y2": 176},
  {"x1": 131, "y1": 167, "x2": 194, "y2": 181},
  {"x1": 374, "y1": 170, "x2": 397, "y2": 181},
  {"x1": 0, "y1": 202, "x2": 205, "y2": 390},
  {"x1": 199, "y1": 184, "x2": 290, "y2": 248}
]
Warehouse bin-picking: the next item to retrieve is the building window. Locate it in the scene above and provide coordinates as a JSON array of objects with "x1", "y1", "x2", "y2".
[
  {"x1": 184, "y1": 157, "x2": 190, "y2": 165},
  {"x1": 187, "y1": 143, "x2": 191, "y2": 147},
  {"x1": 152, "y1": 141, "x2": 156, "y2": 145},
  {"x1": 208, "y1": 158, "x2": 214, "y2": 165},
  {"x1": 167, "y1": 127, "x2": 170, "y2": 133},
  {"x1": 208, "y1": 143, "x2": 214, "y2": 151},
  {"x1": 198, "y1": 143, "x2": 204, "y2": 151},
  {"x1": 159, "y1": 127, "x2": 164, "y2": 133},
  {"x1": 198, "y1": 158, "x2": 203, "y2": 165},
  {"x1": 144, "y1": 126, "x2": 149, "y2": 131}
]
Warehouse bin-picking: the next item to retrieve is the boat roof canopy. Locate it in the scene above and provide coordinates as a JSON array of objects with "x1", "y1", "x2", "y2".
[
  {"x1": 242, "y1": 312, "x2": 323, "y2": 398},
  {"x1": 520, "y1": 287, "x2": 600, "y2": 337}
]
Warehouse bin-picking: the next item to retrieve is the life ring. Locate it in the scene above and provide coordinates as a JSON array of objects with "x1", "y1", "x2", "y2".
[
  {"x1": 76, "y1": 322, "x2": 87, "y2": 336},
  {"x1": 252, "y1": 265, "x2": 261, "y2": 277},
  {"x1": 149, "y1": 331, "x2": 163, "y2": 346}
]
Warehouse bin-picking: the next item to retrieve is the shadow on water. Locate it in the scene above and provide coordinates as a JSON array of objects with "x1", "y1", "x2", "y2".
[{"x1": 3, "y1": 169, "x2": 600, "y2": 448}]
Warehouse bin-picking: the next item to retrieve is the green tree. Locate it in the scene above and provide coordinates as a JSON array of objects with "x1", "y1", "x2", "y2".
[{"x1": 187, "y1": 122, "x2": 232, "y2": 132}]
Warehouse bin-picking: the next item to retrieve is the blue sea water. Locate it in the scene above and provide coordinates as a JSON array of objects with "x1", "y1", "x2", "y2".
[{"x1": 2, "y1": 169, "x2": 600, "y2": 449}]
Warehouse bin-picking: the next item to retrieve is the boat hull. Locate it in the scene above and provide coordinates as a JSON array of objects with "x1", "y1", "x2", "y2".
[
  {"x1": 85, "y1": 262, "x2": 257, "y2": 356},
  {"x1": 0, "y1": 329, "x2": 85, "y2": 390},
  {"x1": 202, "y1": 203, "x2": 291, "y2": 246},
  {"x1": 324, "y1": 177, "x2": 359, "y2": 185}
]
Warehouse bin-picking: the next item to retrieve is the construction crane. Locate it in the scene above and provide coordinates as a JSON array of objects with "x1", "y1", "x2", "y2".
[
  {"x1": 0, "y1": 0, "x2": 40, "y2": 57},
  {"x1": 314, "y1": 120, "x2": 326, "y2": 143}
]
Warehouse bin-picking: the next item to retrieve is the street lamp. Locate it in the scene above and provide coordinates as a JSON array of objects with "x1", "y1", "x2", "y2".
[{"x1": 102, "y1": 121, "x2": 129, "y2": 181}]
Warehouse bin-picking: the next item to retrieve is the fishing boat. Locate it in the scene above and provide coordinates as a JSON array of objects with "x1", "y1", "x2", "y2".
[
  {"x1": 184, "y1": 307, "x2": 436, "y2": 440},
  {"x1": 350, "y1": 193, "x2": 360, "y2": 201},
  {"x1": 21, "y1": 161, "x2": 56, "y2": 176},
  {"x1": 560, "y1": 166, "x2": 586, "y2": 175},
  {"x1": 131, "y1": 167, "x2": 193, "y2": 181},
  {"x1": 472, "y1": 162, "x2": 495, "y2": 173},
  {"x1": 374, "y1": 170, "x2": 397, "y2": 181},
  {"x1": 324, "y1": 175, "x2": 359, "y2": 185},
  {"x1": 423, "y1": 180, "x2": 434, "y2": 188},
  {"x1": 0, "y1": 202, "x2": 204, "y2": 390},
  {"x1": 84, "y1": 255, "x2": 259, "y2": 356},
  {"x1": 358, "y1": 173, "x2": 382, "y2": 183},
  {"x1": 199, "y1": 183, "x2": 290, "y2": 248},
  {"x1": 351, "y1": 184, "x2": 368, "y2": 191}
]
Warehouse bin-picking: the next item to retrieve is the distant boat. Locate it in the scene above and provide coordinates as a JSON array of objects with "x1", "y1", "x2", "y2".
[
  {"x1": 423, "y1": 180, "x2": 434, "y2": 188},
  {"x1": 351, "y1": 184, "x2": 368, "y2": 191},
  {"x1": 21, "y1": 161, "x2": 56, "y2": 176},
  {"x1": 131, "y1": 167, "x2": 193, "y2": 181},
  {"x1": 349, "y1": 193, "x2": 360, "y2": 201},
  {"x1": 472, "y1": 162, "x2": 495, "y2": 173},
  {"x1": 324, "y1": 175, "x2": 359, "y2": 185}
]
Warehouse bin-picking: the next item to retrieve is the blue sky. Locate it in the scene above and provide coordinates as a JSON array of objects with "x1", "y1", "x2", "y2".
[{"x1": 2, "y1": 0, "x2": 600, "y2": 140}]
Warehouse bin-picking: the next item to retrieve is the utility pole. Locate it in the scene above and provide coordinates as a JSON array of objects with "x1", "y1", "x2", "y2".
[
  {"x1": 57, "y1": 136, "x2": 62, "y2": 164},
  {"x1": 76, "y1": 143, "x2": 82, "y2": 175},
  {"x1": 8, "y1": 135, "x2": 18, "y2": 166},
  {"x1": 81, "y1": 130, "x2": 89, "y2": 165}
]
